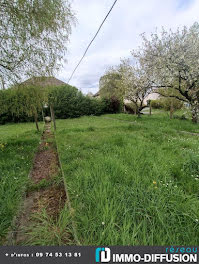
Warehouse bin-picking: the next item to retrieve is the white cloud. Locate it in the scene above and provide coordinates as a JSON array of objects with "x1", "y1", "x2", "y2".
[{"x1": 57, "y1": 0, "x2": 199, "y2": 94}]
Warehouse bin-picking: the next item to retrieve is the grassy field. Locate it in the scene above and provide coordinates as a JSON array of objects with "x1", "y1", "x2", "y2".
[
  {"x1": 56, "y1": 113, "x2": 199, "y2": 245},
  {"x1": 0, "y1": 122, "x2": 42, "y2": 242}
]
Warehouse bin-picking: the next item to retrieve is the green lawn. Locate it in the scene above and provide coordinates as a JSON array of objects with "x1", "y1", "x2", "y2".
[
  {"x1": 0, "y1": 122, "x2": 42, "y2": 242},
  {"x1": 55, "y1": 114, "x2": 199, "y2": 245}
]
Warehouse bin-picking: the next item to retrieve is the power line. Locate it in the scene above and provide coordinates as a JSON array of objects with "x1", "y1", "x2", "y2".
[{"x1": 67, "y1": 0, "x2": 119, "y2": 83}]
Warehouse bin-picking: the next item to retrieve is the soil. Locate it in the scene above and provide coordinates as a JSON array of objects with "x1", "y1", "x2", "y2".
[
  {"x1": 30, "y1": 184, "x2": 66, "y2": 220},
  {"x1": 30, "y1": 142, "x2": 59, "y2": 183},
  {"x1": 8, "y1": 122, "x2": 70, "y2": 245}
]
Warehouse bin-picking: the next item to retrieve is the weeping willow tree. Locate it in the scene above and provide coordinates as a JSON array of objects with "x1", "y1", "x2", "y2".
[
  {"x1": 0, "y1": 85, "x2": 46, "y2": 131},
  {"x1": 0, "y1": 0, "x2": 75, "y2": 87}
]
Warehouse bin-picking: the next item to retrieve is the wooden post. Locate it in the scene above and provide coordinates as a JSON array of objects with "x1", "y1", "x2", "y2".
[
  {"x1": 50, "y1": 104, "x2": 56, "y2": 131},
  {"x1": 34, "y1": 112, "x2": 39, "y2": 131},
  {"x1": 149, "y1": 100, "x2": 152, "y2": 115},
  {"x1": 137, "y1": 107, "x2": 141, "y2": 118},
  {"x1": 41, "y1": 108, "x2": 45, "y2": 123}
]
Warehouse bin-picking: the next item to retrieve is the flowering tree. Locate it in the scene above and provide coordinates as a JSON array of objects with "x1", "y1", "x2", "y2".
[
  {"x1": 133, "y1": 23, "x2": 199, "y2": 123},
  {"x1": 120, "y1": 59, "x2": 152, "y2": 116}
]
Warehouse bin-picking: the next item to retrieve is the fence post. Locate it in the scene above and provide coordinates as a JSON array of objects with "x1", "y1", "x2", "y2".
[{"x1": 50, "y1": 104, "x2": 56, "y2": 131}]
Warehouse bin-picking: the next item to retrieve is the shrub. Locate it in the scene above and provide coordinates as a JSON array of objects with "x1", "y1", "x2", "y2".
[
  {"x1": 151, "y1": 98, "x2": 183, "y2": 111},
  {"x1": 162, "y1": 98, "x2": 183, "y2": 111},
  {"x1": 124, "y1": 103, "x2": 136, "y2": 114},
  {"x1": 0, "y1": 85, "x2": 122, "y2": 124},
  {"x1": 48, "y1": 85, "x2": 120, "y2": 119},
  {"x1": 102, "y1": 96, "x2": 121, "y2": 114},
  {"x1": 151, "y1": 99, "x2": 164, "y2": 109}
]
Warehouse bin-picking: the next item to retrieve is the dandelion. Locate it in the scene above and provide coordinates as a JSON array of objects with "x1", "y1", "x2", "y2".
[
  {"x1": 0, "y1": 143, "x2": 5, "y2": 151},
  {"x1": 153, "y1": 181, "x2": 157, "y2": 185}
]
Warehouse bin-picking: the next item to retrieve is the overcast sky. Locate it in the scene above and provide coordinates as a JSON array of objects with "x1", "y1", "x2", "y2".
[{"x1": 57, "y1": 0, "x2": 199, "y2": 94}]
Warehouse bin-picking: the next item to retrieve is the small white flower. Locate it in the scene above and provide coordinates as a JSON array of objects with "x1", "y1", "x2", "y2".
[
  {"x1": 102, "y1": 222, "x2": 105, "y2": 225},
  {"x1": 195, "y1": 219, "x2": 198, "y2": 222}
]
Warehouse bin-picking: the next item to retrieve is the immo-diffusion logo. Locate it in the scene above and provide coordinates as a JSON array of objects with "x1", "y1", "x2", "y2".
[{"x1": 95, "y1": 248, "x2": 111, "y2": 263}]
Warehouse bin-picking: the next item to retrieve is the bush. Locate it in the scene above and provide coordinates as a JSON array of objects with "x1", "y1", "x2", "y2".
[
  {"x1": 0, "y1": 112, "x2": 35, "y2": 125},
  {"x1": 0, "y1": 85, "x2": 122, "y2": 124},
  {"x1": 124, "y1": 103, "x2": 136, "y2": 114},
  {"x1": 162, "y1": 98, "x2": 183, "y2": 111},
  {"x1": 48, "y1": 85, "x2": 120, "y2": 119},
  {"x1": 102, "y1": 96, "x2": 121, "y2": 114},
  {"x1": 151, "y1": 98, "x2": 183, "y2": 111},
  {"x1": 151, "y1": 99, "x2": 164, "y2": 109}
]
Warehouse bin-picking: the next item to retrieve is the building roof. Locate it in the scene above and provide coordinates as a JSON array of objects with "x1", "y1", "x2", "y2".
[{"x1": 21, "y1": 76, "x2": 67, "y2": 87}]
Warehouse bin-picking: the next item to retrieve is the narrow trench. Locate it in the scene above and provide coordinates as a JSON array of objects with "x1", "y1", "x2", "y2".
[{"x1": 7, "y1": 122, "x2": 73, "y2": 245}]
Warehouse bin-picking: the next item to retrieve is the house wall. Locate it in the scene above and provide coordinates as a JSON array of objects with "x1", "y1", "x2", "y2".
[
  {"x1": 143, "y1": 93, "x2": 160, "y2": 105},
  {"x1": 124, "y1": 93, "x2": 160, "y2": 105}
]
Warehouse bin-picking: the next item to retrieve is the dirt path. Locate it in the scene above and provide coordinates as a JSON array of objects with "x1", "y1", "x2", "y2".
[{"x1": 7, "y1": 122, "x2": 73, "y2": 245}]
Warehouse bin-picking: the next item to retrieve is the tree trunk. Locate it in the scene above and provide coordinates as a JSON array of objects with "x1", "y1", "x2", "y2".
[
  {"x1": 137, "y1": 107, "x2": 141, "y2": 118},
  {"x1": 191, "y1": 102, "x2": 199, "y2": 123},
  {"x1": 50, "y1": 104, "x2": 56, "y2": 130},
  {"x1": 149, "y1": 101, "x2": 152, "y2": 115},
  {"x1": 34, "y1": 112, "x2": 39, "y2": 131}
]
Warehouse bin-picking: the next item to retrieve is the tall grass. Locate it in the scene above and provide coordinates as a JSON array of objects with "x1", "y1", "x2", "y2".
[
  {"x1": 0, "y1": 123, "x2": 41, "y2": 242},
  {"x1": 56, "y1": 114, "x2": 199, "y2": 245},
  {"x1": 25, "y1": 206, "x2": 73, "y2": 245}
]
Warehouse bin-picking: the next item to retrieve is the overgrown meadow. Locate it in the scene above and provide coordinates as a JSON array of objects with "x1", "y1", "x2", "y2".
[
  {"x1": 56, "y1": 114, "x2": 199, "y2": 245},
  {"x1": 0, "y1": 113, "x2": 199, "y2": 245},
  {"x1": 0, "y1": 123, "x2": 41, "y2": 241}
]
